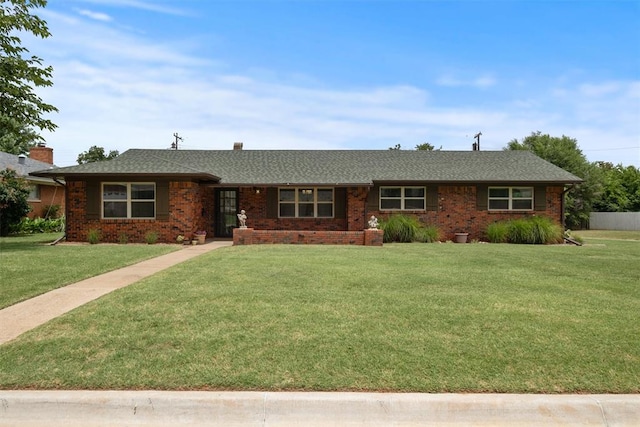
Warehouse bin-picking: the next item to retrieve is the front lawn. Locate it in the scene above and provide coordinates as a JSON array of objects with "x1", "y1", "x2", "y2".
[
  {"x1": 0, "y1": 233, "x2": 179, "y2": 309},
  {"x1": 0, "y1": 239, "x2": 638, "y2": 393}
]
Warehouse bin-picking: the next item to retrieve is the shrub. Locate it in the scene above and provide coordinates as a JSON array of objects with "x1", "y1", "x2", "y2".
[
  {"x1": 118, "y1": 233, "x2": 129, "y2": 244},
  {"x1": 144, "y1": 230, "x2": 159, "y2": 244},
  {"x1": 380, "y1": 214, "x2": 421, "y2": 243},
  {"x1": 380, "y1": 215, "x2": 440, "y2": 243},
  {"x1": 41, "y1": 204, "x2": 61, "y2": 219},
  {"x1": 87, "y1": 229, "x2": 100, "y2": 244},
  {"x1": 486, "y1": 217, "x2": 563, "y2": 244},
  {"x1": 415, "y1": 225, "x2": 440, "y2": 243},
  {"x1": 10, "y1": 216, "x2": 65, "y2": 234},
  {"x1": 486, "y1": 221, "x2": 509, "y2": 243}
]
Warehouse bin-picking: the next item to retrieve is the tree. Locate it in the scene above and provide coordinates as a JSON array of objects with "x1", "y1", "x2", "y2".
[
  {"x1": 593, "y1": 162, "x2": 640, "y2": 212},
  {"x1": 415, "y1": 143, "x2": 434, "y2": 151},
  {"x1": 506, "y1": 131, "x2": 602, "y2": 229},
  {"x1": 0, "y1": 169, "x2": 31, "y2": 236},
  {"x1": 0, "y1": 0, "x2": 57, "y2": 155},
  {"x1": 388, "y1": 144, "x2": 401, "y2": 150},
  {"x1": 77, "y1": 146, "x2": 120, "y2": 164}
]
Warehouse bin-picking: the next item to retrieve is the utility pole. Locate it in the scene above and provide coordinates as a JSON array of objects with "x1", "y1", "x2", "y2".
[
  {"x1": 473, "y1": 132, "x2": 482, "y2": 151},
  {"x1": 171, "y1": 132, "x2": 183, "y2": 150}
]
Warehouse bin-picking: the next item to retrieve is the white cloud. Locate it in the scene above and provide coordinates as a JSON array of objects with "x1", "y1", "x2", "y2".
[
  {"x1": 435, "y1": 74, "x2": 496, "y2": 89},
  {"x1": 73, "y1": 0, "x2": 190, "y2": 16},
  {"x1": 74, "y1": 8, "x2": 112, "y2": 22}
]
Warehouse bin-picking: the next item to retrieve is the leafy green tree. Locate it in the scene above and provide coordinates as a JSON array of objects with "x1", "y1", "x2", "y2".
[
  {"x1": 77, "y1": 146, "x2": 119, "y2": 164},
  {"x1": 593, "y1": 162, "x2": 640, "y2": 212},
  {"x1": 506, "y1": 131, "x2": 602, "y2": 229},
  {"x1": 415, "y1": 143, "x2": 434, "y2": 150},
  {"x1": 0, "y1": 169, "x2": 31, "y2": 236},
  {"x1": 0, "y1": 0, "x2": 57, "y2": 154},
  {"x1": 388, "y1": 144, "x2": 401, "y2": 150}
]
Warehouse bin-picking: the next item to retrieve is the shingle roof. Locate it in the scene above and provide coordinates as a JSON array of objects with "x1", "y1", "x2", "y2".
[
  {"x1": 0, "y1": 151, "x2": 61, "y2": 184},
  {"x1": 32, "y1": 149, "x2": 583, "y2": 185}
]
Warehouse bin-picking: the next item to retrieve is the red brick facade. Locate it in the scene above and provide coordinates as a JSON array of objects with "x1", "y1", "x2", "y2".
[
  {"x1": 27, "y1": 183, "x2": 65, "y2": 219},
  {"x1": 63, "y1": 179, "x2": 565, "y2": 244}
]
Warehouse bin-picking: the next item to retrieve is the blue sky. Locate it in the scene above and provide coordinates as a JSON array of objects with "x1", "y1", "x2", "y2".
[{"x1": 30, "y1": 0, "x2": 640, "y2": 166}]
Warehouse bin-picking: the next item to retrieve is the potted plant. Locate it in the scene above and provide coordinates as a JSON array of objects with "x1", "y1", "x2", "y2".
[{"x1": 194, "y1": 230, "x2": 207, "y2": 245}]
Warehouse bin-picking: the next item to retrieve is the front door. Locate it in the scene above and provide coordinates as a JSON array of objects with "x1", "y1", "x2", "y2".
[{"x1": 215, "y1": 189, "x2": 238, "y2": 238}]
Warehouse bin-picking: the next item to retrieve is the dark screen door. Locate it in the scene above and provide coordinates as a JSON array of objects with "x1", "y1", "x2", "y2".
[{"x1": 215, "y1": 189, "x2": 238, "y2": 238}]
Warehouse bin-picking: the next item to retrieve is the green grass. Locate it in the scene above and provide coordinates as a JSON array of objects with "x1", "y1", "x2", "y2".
[
  {"x1": 0, "y1": 233, "x2": 179, "y2": 309},
  {"x1": 574, "y1": 229, "x2": 640, "y2": 240},
  {"x1": 1, "y1": 240, "x2": 638, "y2": 393}
]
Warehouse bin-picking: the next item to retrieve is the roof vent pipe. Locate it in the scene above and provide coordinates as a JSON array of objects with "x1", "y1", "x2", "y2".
[
  {"x1": 233, "y1": 142, "x2": 243, "y2": 150},
  {"x1": 18, "y1": 154, "x2": 26, "y2": 164}
]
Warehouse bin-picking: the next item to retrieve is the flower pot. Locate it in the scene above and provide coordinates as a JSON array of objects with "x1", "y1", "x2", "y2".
[
  {"x1": 196, "y1": 234, "x2": 206, "y2": 245},
  {"x1": 454, "y1": 233, "x2": 469, "y2": 243}
]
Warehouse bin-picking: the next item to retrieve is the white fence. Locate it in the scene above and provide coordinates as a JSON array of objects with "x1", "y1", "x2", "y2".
[{"x1": 589, "y1": 212, "x2": 640, "y2": 231}]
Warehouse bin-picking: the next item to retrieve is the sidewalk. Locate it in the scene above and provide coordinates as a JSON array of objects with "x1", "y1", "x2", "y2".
[
  {"x1": 0, "y1": 390, "x2": 638, "y2": 426},
  {"x1": 0, "y1": 240, "x2": 233, "y2": 345}
]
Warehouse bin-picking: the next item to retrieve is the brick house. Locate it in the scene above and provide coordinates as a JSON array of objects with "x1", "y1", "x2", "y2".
[
  {"x1": 1, "y1": 145, "x2": 65, "y2": 219},
  {"x1": 32, "y1": 147, "x2": 581, "y2": 244}
]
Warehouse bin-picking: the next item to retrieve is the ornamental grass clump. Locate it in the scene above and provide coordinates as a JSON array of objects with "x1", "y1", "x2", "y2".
[
  {"x1": 486, "y1": 216, "x2": 562, "y2": 244},
  {"x1": 380, "y1": 214, "x2": 440, "y2": 243}
]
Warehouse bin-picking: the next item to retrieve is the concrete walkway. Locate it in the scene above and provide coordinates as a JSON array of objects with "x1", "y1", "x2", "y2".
[
  {"x1": 1, "y1": 240, "x2": 639, "y2": 426},
  {"x1": 0, "y1": 391, "x2": 638, "y2": 426},
  {"x1": 0, "y1": 240, "x2": 233, "y2": 345}
]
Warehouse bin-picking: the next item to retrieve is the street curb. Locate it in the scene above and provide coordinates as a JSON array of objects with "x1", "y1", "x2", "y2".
[{"x1": 0, "y1": 391, "x2": 638, "y2": 426}]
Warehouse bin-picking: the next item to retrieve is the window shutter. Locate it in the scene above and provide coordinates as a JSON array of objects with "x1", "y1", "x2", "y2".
[
  {"x1": 535, "y1": 186, "x2": 547, "y2": 211},
  {"x1": 156, "y1": 181, "x2": 170, "y2": 220},
  {"x1": 476, "y1": 185, "x2": 488, "y2": 210},
  {"x1": 366, "y1": 186, "x2": 379, "y2": 211},
  {"x1": 426, "y1": 186, "x2": 438, "y2": 211},
  {"x1": 334, "y1": 188, "x2": 346, "y2": 218},
  {"x1": 266, "y1": 187, "x2": 278, "y2": 218},
  {"x1": 86, "y1": 180, "x2": 100, "y2": 219}
]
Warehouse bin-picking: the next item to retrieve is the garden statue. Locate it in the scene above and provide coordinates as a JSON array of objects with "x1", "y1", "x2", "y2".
[
  {"x1": 368, "y1": 215, "x2": 379, "y2": 230},
  {"x1": 237, "y1": 209, "x2": 247, "y2": 228}
]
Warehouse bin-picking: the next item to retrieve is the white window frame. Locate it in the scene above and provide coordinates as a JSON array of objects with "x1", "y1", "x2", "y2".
[
  {"x1": 488, "y1": 187, "x2": 534, "y2": 211},
  {"x1": 379, "y1": 186, "x2": 426, "y2": 211},
  {"x1": 102, "y1": 182, "x2": 156, "y2": 219},
  {"x1": 278, "y1": 187, "x2": 334, "y2": 218}
]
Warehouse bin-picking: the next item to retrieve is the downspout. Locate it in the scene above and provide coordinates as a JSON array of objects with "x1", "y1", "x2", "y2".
[{"x1": 50, "y1": 178, "x2": 67, "y2": 245}]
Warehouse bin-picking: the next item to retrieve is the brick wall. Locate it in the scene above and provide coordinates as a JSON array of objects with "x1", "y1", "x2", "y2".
[
  {"x1": 368, "y1": 185, "x2": 565, "y2": 241},
  {"x1": 65, "y1": 179, "x2": 210, "y2": 243},
  {"x1": 233, "y1": 228, "x2": 384, "y2": 246},
  {"x1": 27, "y1": 183, "x2": 65, "y2": 219}
]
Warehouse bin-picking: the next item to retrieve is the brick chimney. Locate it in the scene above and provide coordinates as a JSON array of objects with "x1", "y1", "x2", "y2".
[
  {"x1": 233, "y1": 142, "x2": 243, "y2": 150},
  {"x1": 29, "y1": 142, "x2": 54, "y2": 164}
]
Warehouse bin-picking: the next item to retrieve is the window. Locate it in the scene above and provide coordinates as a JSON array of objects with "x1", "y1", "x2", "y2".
[
  {"x1": 103, "y1": 183, "x2": 155, "y2": 218},
  {"x1": 279, "y1": 187, "x2": 333, "y2": 218},
  {"x1": 28, "y1": 185, "x2": 40, "y2": 201},
  {"x1": 488, "y1": 187, "x2": 533, "y2": 211},
  {"x1": 380, "y1": 186, "x2": 426, "y2": 210}
]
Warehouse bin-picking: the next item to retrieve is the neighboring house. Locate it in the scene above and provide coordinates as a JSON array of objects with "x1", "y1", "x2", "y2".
[
  {"x1": 32, "y1": 145, "x2": 582, "y2": 244},
  {"x1": 1, "y1": 145, "x2": 65, "y2": 219}
]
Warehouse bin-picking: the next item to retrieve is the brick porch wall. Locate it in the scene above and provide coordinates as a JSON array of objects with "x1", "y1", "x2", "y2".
[{"x1": 233, "y1": 228, "x2": 383, "y2": 246}]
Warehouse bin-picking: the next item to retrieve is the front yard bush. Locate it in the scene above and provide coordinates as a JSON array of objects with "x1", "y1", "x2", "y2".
[
  {"x1": 10, "y1": 216, "x2": 65, "y2": 234},
  {"x1": 380, "y1": 214, "x2": 440, "y2": 243},
  {"x1": 487, "y1": 216, "x2": 563, "y2": 244}
]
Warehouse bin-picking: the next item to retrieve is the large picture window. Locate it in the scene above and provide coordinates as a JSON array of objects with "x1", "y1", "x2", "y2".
[
  {"x1": 379, "y1": 186, "x2": 426, "y2": 210},
  {"x1": 279, "y1": 187, "x2": 333, "y2": 218},
  {"x1": 488, "y1": 187, "x2": 533, "y2": 211},
  {"x1": 103, "y1": 183, "x2": 155, "y2": 218}
]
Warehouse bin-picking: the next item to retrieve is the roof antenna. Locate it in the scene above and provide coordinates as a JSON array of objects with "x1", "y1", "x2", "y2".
[
  {"x1": 171, "y1": 132, "x2": 183, "y2": 150},
  {"x1": 473, "y1": 132, "x2": 482, "y2": 151}
]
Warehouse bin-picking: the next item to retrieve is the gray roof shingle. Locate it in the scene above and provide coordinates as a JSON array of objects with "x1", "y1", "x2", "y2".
[
  {"x1": 32, "y1": 149, "x2": 583, "y2": 185},
  {"x1": 0, "y1": 151, "x2": 60, "y2": 184}
]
